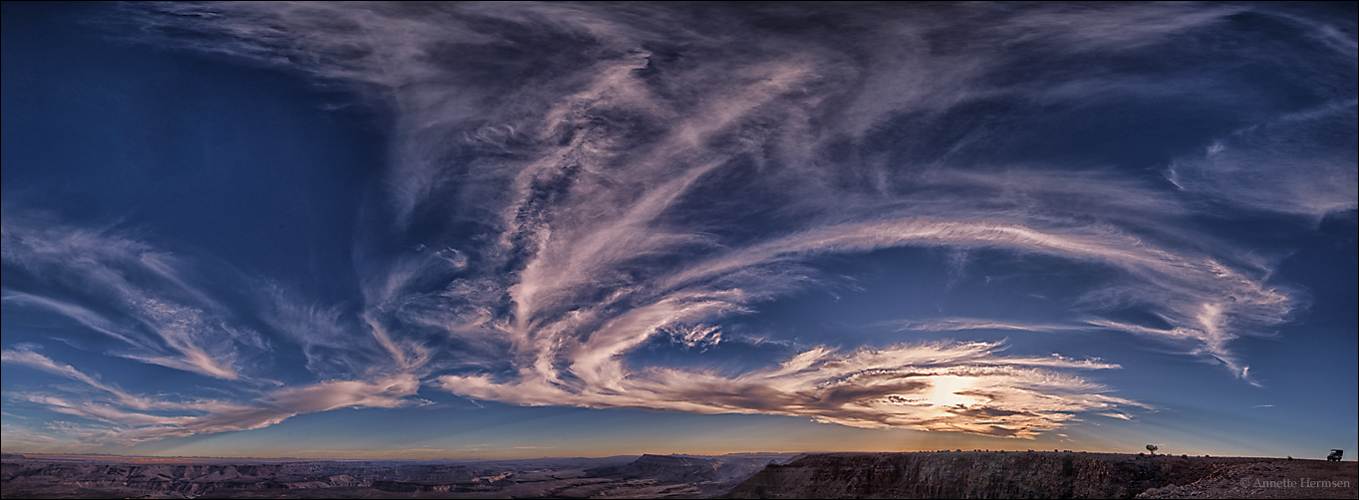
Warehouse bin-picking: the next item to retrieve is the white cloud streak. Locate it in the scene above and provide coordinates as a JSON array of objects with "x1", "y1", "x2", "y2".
[
  {"x1": 885, "y1": 318, "x2": 1082, "y2": 333},
  {"x1": 3, "y1": 348, "x2": 420, "y2": 446},
  {"x1": 1, "y1": 213, "x2": 258, "y2": 380},
  {"x1": 440, "y1": 340, "x2": 1136, "y2": 438}
]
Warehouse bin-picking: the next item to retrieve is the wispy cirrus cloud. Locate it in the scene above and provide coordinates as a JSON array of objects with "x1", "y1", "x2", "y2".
[
  {"x1": 1, "y1": 213, "x2": 259, "y2": 380},
  {"x1": 12, "y1": 375, "x2": 419, "y2": 446},
  {"x1": 2, "y1": 347, "x2": 420, "y2": 446},
  {"x1": 885, "y1": 318, "x2": 1082, "y2": 334},
  {"x1": 6, "y1": 1, "x2": 1345, "y2": 446},
  {"x1": 1167, "y1": 100, "x2": 1359, "y2": 220},
  {"x1": 440, "y1": 340, "x2": 1136, "y2": 438},
  {"x1": 258, "y1": 283, "x2": 391, "y2": 379}
]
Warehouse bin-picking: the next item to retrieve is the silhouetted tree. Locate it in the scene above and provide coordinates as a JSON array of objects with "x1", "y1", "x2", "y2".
[{"x1": 1146, "y1": 444, "x2": 1158, "y2": 455}]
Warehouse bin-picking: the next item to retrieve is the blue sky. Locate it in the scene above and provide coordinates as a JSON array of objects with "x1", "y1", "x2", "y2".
[{"x1": 2, "y1": 2, "x2": 1355, "y2": 460}]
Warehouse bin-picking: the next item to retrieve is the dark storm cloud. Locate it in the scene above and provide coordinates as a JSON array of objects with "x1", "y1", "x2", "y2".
[{"x1": 5, "y1": 2, "x2": 1353, "y2": 444}]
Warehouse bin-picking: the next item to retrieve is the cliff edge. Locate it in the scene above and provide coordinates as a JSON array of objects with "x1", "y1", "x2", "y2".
[{"x1": 721, "y1": 452, "x2": 1357, "y2": 499}]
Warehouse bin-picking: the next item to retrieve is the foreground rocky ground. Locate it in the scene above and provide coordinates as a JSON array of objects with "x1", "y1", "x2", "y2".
[{"x1": 722, "y1": 452, "x2": 1357, "y2": 499}]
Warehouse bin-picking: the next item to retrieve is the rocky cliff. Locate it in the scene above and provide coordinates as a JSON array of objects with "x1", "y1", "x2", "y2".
[{"x1": 721, "y1": 452, "x2": 1358, "y2": 499}]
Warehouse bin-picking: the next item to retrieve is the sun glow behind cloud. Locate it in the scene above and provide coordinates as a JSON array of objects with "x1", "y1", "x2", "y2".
[{"x1": 2, "y1": 2, "x2": 1355, "y2": 454}]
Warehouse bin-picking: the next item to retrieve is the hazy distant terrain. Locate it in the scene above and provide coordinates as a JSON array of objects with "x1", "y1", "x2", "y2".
[{"x1": 0, "y1": 453, "x2": 791, "y2": 499}]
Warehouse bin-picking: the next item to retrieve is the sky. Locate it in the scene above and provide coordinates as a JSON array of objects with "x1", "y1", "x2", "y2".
[{"x1": 2, "y1": 2, "x2": 1355, "y2": 461}]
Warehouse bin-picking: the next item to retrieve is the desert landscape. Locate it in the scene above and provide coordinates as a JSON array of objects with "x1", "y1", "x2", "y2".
[{"x1": 3, "y1": 452, "x2": 1353, "y2": 499}]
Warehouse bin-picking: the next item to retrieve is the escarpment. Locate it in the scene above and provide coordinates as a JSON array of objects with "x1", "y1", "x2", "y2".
[{"x1": 722, "y1": 452, "x2": 1358, "y2": 499}]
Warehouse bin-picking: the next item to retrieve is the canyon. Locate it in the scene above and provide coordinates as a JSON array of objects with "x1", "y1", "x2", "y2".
[{"x1": 3, "y1": 451, "x2": 1354, "y2": 499}]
